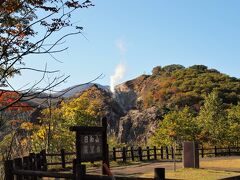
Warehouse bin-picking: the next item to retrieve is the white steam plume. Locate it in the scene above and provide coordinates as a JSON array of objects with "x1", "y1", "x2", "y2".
[
  {"x1": 116, "y1": 40, "x2": 126, "y2": 54},
  {"x1": 110, "y1": 63, "x2": 126, "y2": 93},
  {"x1": 110, "y1": 40, "x2": 127, "y2": 93}
]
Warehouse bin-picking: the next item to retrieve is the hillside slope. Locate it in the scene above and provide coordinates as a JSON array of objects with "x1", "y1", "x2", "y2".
[
  {"x1": 7, "y1": 64, "x2": 240, "y2": 146},
  {"x1": 114, "y1": 65, "x2": 240, "y2": 145}
]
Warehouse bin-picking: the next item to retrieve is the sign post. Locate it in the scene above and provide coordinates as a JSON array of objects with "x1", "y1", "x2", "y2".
[
  {"x1": 183, "y1": 141, "x2": 199, "y2": 168},
  {"x1": 70, "y1": 117, "x2": 109, "y2": 177}
]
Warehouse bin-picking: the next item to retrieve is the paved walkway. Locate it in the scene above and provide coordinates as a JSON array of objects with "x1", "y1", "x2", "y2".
[{"x1": 87, "y1": 156, "x2": 240, "y2": 177}]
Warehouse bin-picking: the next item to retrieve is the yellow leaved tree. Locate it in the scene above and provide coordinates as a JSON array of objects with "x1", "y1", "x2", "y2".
[{"x1": 31, "y1": 89, "x2": 104, "y2": 153}]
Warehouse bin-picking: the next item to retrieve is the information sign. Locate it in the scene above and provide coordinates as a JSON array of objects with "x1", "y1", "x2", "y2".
[{"x1": 80, "y1": 133, "x2": 103, "y2": 161}]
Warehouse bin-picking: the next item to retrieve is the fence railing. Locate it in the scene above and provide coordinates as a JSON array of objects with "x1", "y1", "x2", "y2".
[
  {"x1": 4, "y1": 152, "x2": 75, "y2": 180},
  {"x1": 5, "y1": 145, "x2": 240, "y2": 179},
  {"x1": 4, "y1": 155, "x2": 163, "y2": 180},
  {"x1": 111, "y1": 146, "x2": 183, "y2": 162},
  {"x1": 111, "y1": 146, "x2": 240, "y2": 162},
  {"x1": 41, "y1": 145, "x2": 240, "y2": 169}
]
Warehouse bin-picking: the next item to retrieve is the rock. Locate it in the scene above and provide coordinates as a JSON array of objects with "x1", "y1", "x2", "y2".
[
  {"x1": 114, "y1": 83, "x2": 137, "y2": 112},
  {"x1": 117, "y1": 107, "x2": 161, "y2": 145}
]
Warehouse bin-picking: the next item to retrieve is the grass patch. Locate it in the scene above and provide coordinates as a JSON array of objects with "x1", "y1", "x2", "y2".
[
  {"x1": 140, "y1": 168, "x2": 240, "y2": 180},
  {"x1": 139, "y1": 157, "x2": 240, "y2": 179},
  {"x1": 201, "y1": 157, "x2": 240, "y2": 170}
]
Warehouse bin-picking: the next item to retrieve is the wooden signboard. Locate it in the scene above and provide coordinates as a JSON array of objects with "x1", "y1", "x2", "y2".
[
  {"x1": 70, "y1": 126, "x2": 105, "y2": 163},
  {"x1": 70, "y1": 117, "x2": 108, "y2": 168},
  {"x1": 80, "y1": 132, "x2": 103, "y2": 162}
]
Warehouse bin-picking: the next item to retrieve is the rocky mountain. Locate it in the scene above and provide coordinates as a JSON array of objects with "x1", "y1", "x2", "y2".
[
  {"x1": 67, "y1": 84, "x2": 124, "y2": 135},
  {"x1": 19, "y1": 83, "x2": 110, "y2": 109},
  {"x1": 113, "y1": 64, "x2": 240, "y2": 145},
  {"x1": 11, "y1": 64, "x2": 240, "y2": 145},
  {"x1": 52, "y1": 83, "x2": 110, "y2": 98}
]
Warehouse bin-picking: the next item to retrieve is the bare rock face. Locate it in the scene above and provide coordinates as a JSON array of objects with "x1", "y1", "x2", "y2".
[
  {"x1": 113, "y1": 76, "x2": 162, "y2": 145},
  {"x1": 114, "y1": 83, "x2": 137, "y2": 113},
  {"x1": 117, "y1": 106, "x2": 160, "y2": 145}
]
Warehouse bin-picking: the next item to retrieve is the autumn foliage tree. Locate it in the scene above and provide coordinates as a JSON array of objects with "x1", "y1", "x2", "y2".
[
  {"x1": 0, "y1": 91, "x2": 34, "y2": 160},
  {"x1": 31, "y1": 88, "x2": 104, "y2": 152},
  {"x1": 0, "y1": 0, "x2": 94, "y2": 110},
  {"x1": 0, "y1": 0, "x2": 94, "y2": 164}
]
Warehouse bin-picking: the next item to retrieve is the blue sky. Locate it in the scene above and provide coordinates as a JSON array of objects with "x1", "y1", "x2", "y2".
[{"x1": 8, "y1": 0, "x2": 240, "y2": 91}]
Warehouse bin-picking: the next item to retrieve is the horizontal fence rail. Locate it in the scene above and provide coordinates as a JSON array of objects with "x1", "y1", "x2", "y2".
[
  {"x1": 4, "y1": 157, "x2": 164, "y2": 180},
  {"x1": 110, "y1": 146, "x2": 240, "y2": 163},
  {"x1": 5, "y1": 145, "x2": 240, "y2": 179},
  {"x1": 39, "y1": 146, "x2": 240, "y2": 169}
]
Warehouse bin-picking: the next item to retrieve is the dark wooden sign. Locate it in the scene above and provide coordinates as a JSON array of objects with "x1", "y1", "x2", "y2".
[
  {"x1": 70, "y1": 118, "x2": 108, "y2": 164},
  {"x1": 80, "y1": 133, "x2": 103, "y2": 161}
]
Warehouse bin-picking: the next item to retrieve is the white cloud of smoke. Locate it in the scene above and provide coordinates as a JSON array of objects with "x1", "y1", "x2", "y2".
[
  {"x1": 116, "y1": 40, "x2": 126, "y2": 54},
  {"x1": 110, "y1": 40, "x2": 127, "y2": 93},
  {"x1": 110, "y1": 63, "x2": 126, "y2": 93}
]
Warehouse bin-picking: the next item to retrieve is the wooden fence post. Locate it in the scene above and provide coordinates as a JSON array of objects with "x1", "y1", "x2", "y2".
[
  {"x1": 214, "y1": 146, "x2": 217, "y2": 157},
  {"x1": 35, "y1": 153, "x2": 42, "y2": 179},
  {"x1": 201, "y1": 146, "x2": 204, "y2": 158},
  {"x1": 130, "y1": 147, "x2": 135, "y2": 161},
  {"x1": 29, "y1": 153, "x2": 37, "y2": 180},
  {"x1": 23, "y1": 156, "x2": 30, "y2": 170},
  {"x1": 102, "y1": 117, "x2": 110, "y2": 175},
  {"x1": 103, "y1": 143, "x2": 110, "y2": 175},
  {"x1": 61, "y1": 149, "x2": 66, "y2": 169},
  {"x1": 179, "y1": 147, "x2": 182, "y2": 157},
  {"x1": 29, "y1": 153, "x2": 35, "y2": 170},
  {"x1": 147, "y1": 146, "x2": 150, "y2": 160},
  {"x1": 161, "y1": 147, "x2": 164, "y2": 159},
  {"x1": 35, "y1": 153, "x2": 41, "y2": 171},
  {"x1": 73, "y1": 158, "x2": 86, "y2": 179},
  {"x1": 166, "y1": 147, "x2": 169, "y2": 159},
  {"x1": 153, "y1": 146, "x2": 157, "y2": 160},
  {"x1": 23, "y1": 156, "x2": 30, "y2": 179},
  {"x1": 4, "y1": 160, "x2": 14, "y2": 180},
  {"x1": 138, "y1": 147, "x2": 143, "y2": 161},
  {"x1": 171, "y1": 146, "x2": 174, "y2": 159},
  {"x1": 122, "y1": 147, "x2": 127, "y2": 162},
  {"x1": 228, "y1": 146, "x2": 231, "y2": 156},
  {"x1": 112, "y1": 147, "x2": 116, "y2": 161},
  {"x1": 40, "y1": 149, "x2": 47, "y2": 171},
  {"x1": 154, "y1": 168, "x2": 165, "y2": 180},
  {"x1": 73, "y1": 159, "x2": 76, "y2": 175},
  {"x1": 14, "y1": 158, "x2": 23, "y2": 180}
]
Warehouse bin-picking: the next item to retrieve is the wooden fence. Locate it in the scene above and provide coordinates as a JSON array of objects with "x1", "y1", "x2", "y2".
[
  {"x1": 4, "y1": 155, "x2": 165, "y2": 180},
  {"x1": 111, "y1": 146, "x2": 179, "y2": 162},
  {"x1": 110, "y1": 146, "x2": 240, "y2": 162},
  {"x1": 4, "y1": 145, "x2": 240, "y2": 179},
  {"x1": 41, "y1": 146, "x2": 240, "y2": 169}
]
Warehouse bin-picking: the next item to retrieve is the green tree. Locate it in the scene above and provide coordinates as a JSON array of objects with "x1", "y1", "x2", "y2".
[
  {"x1": 227, "y1": 104, "x2": 240, "y2": 146},
  {"x1": 197, "y1": 91, "x2": 229, "y2": 146},
  {"x1": 149, "y1": 107, "x2": 199, "y2": 146},
  {"x1": 162, "y1": 64, "x2": 185, "y2": 73},
  {"x1": 189, "y1": 65, "x2": 208, "y2": 71}
]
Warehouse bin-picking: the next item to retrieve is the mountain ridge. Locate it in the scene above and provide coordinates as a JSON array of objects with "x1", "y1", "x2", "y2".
[{"x1": 12, "y1": 64, "x2": 240, "y2": 145}]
